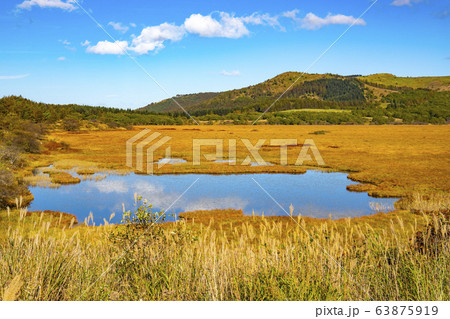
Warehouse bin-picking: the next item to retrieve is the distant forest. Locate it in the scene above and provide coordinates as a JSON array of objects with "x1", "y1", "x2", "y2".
[{"x1": 1, "y1": 75, "x2": 449, "y2": 129}]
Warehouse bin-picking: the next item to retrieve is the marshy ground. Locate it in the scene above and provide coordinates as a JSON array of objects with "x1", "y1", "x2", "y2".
[
  {"x1": 1, "y1": 125, "x2": 449, "y2": 300},
  {"x1": 31, "y1": 125, "x2": 450, "y2": 197}
]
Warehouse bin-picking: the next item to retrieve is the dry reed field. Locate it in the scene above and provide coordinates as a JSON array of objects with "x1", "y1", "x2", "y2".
[
  {"x1": 1, "y1": 125, "x2": 448, "y2": 301},
  {"x1": 0, "y1": 200, "x2": 448, "y2": 301}
]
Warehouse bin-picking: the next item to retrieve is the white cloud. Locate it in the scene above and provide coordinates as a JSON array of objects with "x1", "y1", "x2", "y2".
[
  {"x1": 282, "y1": 9, "x2": 299, "y2": 20},
  {"x1": 108, "y1": 21, "x2": 129, "y2": 34},
  {"x1": 282, "y1": 10, "x2": 366, "y2": 30},
  {"x1": 300, "y1": 13, "x2": 366, "y2": 30},
  {"x1": 57, "y1": 56, "x2": 66, "y2": 61},
  {"x1": 81, "y1": 40, "x2": 90, "y2": 47},
  {"x1": 84, "y1": 9, "x2": 367, "y2": 56},
  {"x1": 220, "y1": 70, "x2": 241, "y2": 76},
  {"x1": 184, "y1": 12, "x2": 249, "y2": 38},
  {"x1": 86, "y1": 40, "x2": 129, "y2": 55},
  {"x1": 240, "y1": 12, "x2": 283, "y2": 30},
  {"x1": 17, "y1": 0, "x2": 77, "y2": 11},
  {"x1": 87, "y1": 23, "x2": 187, "y2": 55},
  {"x1": 130, "y1": 23, "x2": 137, "y2": 28},
  {"x1": 0, "y1": 74, "x2": 30, "y2": 80},
  {"x1": 59, "y1": 39, "x2": 75, "y2": 51},
  {"x1": 130, "y1": 23, "x2": 186, "y2": 54},
  {"x1": 391, "y1": 0, "x2": 422, "y2": 6}
]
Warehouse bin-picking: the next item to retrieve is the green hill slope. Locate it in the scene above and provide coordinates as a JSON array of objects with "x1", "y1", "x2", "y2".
[
  {"x1": 140, "y1": 73, "x2": 450, "y2": 114},
  {"x1": 358, "y1": 73, "x2": 450, "y2": 91},
  {"x1": 140, "y1": 92, "x2": 219, "y2": 112}
]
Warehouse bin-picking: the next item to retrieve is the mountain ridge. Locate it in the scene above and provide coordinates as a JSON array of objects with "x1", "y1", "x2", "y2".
[{"x1": 139, "y1": 72, "x2": 450, "y2": 113}]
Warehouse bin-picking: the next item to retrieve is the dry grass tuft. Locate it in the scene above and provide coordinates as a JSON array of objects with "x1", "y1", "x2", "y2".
[
  {"x1": 47, "y1": 171, "x2": 80, "y2": 185},
  {"x1": 404, "y1": 192, "x2": 450, "y2": 214},
  {"x1": 2, "y1": 274, "x2": 23, "y2": 301},
  {"x1": 76, "y1": 168, "x2": 96, "y2": 175}
]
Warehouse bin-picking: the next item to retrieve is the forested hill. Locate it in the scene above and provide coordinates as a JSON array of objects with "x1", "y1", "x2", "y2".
[
  {"x1": 0, "y1": 95, "x2": 189, "y2": 130},
  {"x1": 1, "y1": 72, "x2": 449, "y2": 129},
  {"x1": 142, "y1": 92, "x2": 219, "y2": 112},
  {"x1": 139, "y1": 73, "x2": 450, "y2": 113}
]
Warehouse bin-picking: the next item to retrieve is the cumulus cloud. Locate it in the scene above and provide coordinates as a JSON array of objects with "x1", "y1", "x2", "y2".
[
  {"x1": 240, "y1": 12, "x2": 283, "y2": 30},
  {"x1": 282, "y1": 10, "x2": 366, "y2": 30},
  {"x1": 57, "y1": 56, "x2": 66, "y2": 61},
  {"x1": 0, "y1": 74, "x2": 30, "y2": 80},
  {"x1": 87, "y1": 12, "x2": 263, "y2": 55},
  {"x1": 130, "y1": 23, "x2": 137, "y2": 28},
  {"x1": 282, "y1": 9, "x2": 300, "y2": 20},
  {"x1": 220, "y1": 70, "x2": 241, "y2": 76},
  {"x1": 300, "y1": 12, "x2": 366, "y2": 30},
  {"x1": 85, "y1": 9, "x2": 367, "y2": 55},
  {"x1": 81, "y1": 40, "x2": 90, "y2": 47},
  {"x1": 86, "y1": 40, "x2": 129, "y2": 55},
  {"x1": 108, "y1": 21, "x2": 130, "y2": 34},
  {"x1": 184, "y1": 12, "x2": 249, "y2": 38},
  {"x1": 391, "y1": 0, "x2": 422, "y2": 6},
  {"x1": 130, "y1": 23, "x2": 186, "y2": 54},
  {"x1": 17, "y1": 0, "x2": 77, "y2": 11},
  {"x1": 85, "y1": 23, "x2": 186, "y2": 55}
]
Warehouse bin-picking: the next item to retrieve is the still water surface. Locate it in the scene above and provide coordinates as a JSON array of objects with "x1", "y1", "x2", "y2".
[{"x1": 28, "y1": 170, "x2": 397, "y2": 225}]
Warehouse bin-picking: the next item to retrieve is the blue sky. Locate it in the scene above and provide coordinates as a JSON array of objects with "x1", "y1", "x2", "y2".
[{"x1": 0, "y1": 0, "x2": 449, "y2": 109}]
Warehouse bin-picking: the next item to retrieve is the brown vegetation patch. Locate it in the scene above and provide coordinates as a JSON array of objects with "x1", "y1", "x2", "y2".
[
  {"x1": 48, "y1": 172, "x2": 81, "y2": 185},
  {"x1": 76, "y1": 168, "x2": 96, "y2": 175},
  {"x1": 44, "y1": 141, "x2": 69, "y2": 152},
  {"x1": 179, "y1": 209, "x2": 244, "y2": 223},
  {"x1": 413, "y1": 214, "x2": 449, "y2": 256},
  {"x1": 346, "y1": 184, "x2": 378, "y2": 193}
]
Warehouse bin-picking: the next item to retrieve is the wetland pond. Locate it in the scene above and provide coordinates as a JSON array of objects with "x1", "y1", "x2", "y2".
[{"x1": 28, "y1": 170, "x2": 397, "y2": 225}]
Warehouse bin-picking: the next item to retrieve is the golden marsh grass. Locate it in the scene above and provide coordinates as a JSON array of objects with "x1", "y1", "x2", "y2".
[{"x1": 0, "y1": 205, "x2": 448, "y2": 301}]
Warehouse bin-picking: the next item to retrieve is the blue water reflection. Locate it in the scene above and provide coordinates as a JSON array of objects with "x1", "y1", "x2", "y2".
[{"x1": 28, "y1": 171, "x2": 397, "y2": 225}]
